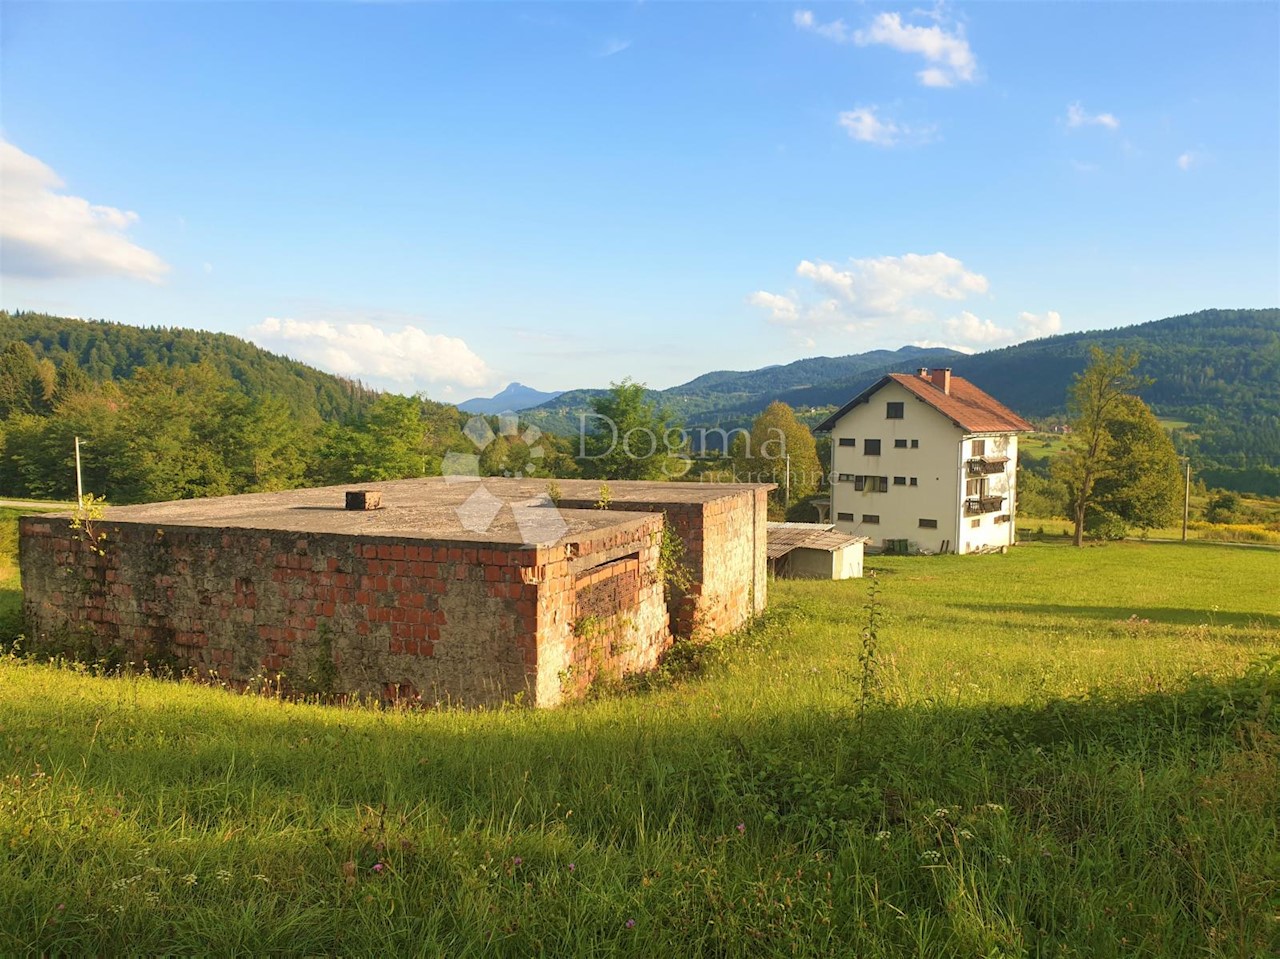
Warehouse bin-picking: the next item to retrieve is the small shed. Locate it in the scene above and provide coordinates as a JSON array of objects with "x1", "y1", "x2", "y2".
[{"x1": 767, "y1": 523, "x2": 867, "y2": 580}]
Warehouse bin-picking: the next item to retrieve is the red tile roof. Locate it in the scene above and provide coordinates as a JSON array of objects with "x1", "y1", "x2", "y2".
[
  {"x1": 815, "y1": 372, "x2": 1034, "y2": 434},
  {"x1": 888, "y1": 373, "x2": 1035, "y2": 433}
]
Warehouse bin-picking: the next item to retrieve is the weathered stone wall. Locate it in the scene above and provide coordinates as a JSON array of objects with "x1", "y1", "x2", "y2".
[
  {"x1": 18, "y1": 513, "x2": 669, "y2": 708},
  {"x1": 554, "y1": 487, "x2": 769, "y2": 637},
  {"x1": 525, "y1": 513, "x2": 669, "y2": 705}
]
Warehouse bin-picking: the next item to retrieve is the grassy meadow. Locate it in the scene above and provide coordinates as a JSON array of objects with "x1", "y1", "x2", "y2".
[{"x1": 1, "y1": 535, "x2": 1278, "y2": 956}]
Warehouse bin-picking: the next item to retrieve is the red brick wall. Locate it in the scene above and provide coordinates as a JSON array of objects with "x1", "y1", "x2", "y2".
[
  {"x1": 19, "y1": 513, "x2": 675, "y2": 708},
  {"x1": 18, "y1": 517, "x2": 546, "y2": 706}
]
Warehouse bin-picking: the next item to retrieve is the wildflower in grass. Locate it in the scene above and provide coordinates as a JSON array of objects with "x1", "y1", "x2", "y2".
[
  {"x1": 736, "y1": 822, "x2": 746, "y2": 834},
  {"x1": 874, "y1": 831, "x2": 892, "y2": 842},
  {"x1": 625, "y1": 919, "x2": 636, "y2": 928},
  {"x1": 920, "y1": 850, "x2": 942, "y2": 863},
  {"x1": 996, "y1": 854, "x2": 1012, "y2": 866},
  {"x1": 253, "y1": 875, "x2": 270, "y2": 883},
  {"x1": 182, "y1": 873, "x2": 198, "y2": 885},
  {"x1": 568, "y1": 863, "x2": 576, "y2": 873},
  {"x1": 216, "y1": 869, "x2": 232, "y2": 883},
  {"x1": 512, "y1": 856, "x2": 523, "y2": 866},
  {"x1": 372, "y1": 863, "x2": 385, "y2": 874},
  {"x1": 933, "y1": 808, "x2": 949, "y2": 819},
  {"x1": 958, "y1": 829, "x2": 975, "y2": 840}
]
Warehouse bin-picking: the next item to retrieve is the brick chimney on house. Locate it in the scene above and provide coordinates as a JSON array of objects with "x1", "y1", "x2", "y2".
[
  {"x1": 929, "y1": 368, "x2": 952, "y2": 394},
  {"x1": 917, "y1": 367, "x2": 929, "y2": 378}
]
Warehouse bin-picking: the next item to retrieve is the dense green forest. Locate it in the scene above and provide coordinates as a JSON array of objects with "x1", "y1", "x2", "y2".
[
  {"x1": 0, "y1": 313, "x2": 575, "y2": 504},
  {"x1": 0, "y1": 311, "x2": 379, "y2": 425}
]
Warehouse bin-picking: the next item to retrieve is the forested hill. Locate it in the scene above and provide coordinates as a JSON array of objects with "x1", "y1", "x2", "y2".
[
  {"x1": 0, "y1": 311, "x2": 378, "y2": 424},
  {"x1": 771, "y1": 308, "x2": 1279, "y2": 480}
]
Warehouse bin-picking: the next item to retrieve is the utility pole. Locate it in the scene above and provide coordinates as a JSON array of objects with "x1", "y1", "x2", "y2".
[
  {"x1": 1182, "y1": 459, "x2": 1191, "y2": 543},
  {"x1": 75, "y1": 436, "x2": 84, "y2": 504}
]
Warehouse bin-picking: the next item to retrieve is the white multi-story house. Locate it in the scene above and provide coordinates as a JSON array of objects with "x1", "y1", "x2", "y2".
[{"x1": 814, "y1": 368, "x2": 1034, "y2": 554}]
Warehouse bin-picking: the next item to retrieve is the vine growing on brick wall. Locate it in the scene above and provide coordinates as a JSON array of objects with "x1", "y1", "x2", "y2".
[{"x1": 656, "y1": 525, "x2": 693, "y2": 601}]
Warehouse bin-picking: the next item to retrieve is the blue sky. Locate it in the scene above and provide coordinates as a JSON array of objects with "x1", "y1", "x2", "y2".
[{"x1": 2, "y1": 2, "x2": 1277, "y2": 401}]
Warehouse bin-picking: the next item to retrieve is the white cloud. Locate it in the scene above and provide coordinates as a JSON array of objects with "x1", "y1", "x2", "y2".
[
  {"x1": 249, "y1": 316, "x2": 494, "y2": 392},
  {"x1": 747, "y1": 290, "x2": 800, "y2": 324},
  {"x1": 912, "y1": 339, "x2": 976, "y2": 355},
  {"x1": 751, "y1": 252, "x2": 1062, "y2": 351},
  {"x1": 945, "y1": 310, "x2": 1011, "y2": 345},
  {"x1": 1065, "y1": 102, "x2": 1119, "y2": 131},
  {"x1": 853, "y1": 12, "x2": 977, "y2": 87},
  {"x1": 1176, "y1": 151, "x2": 1199, "y2": 171},
  {"x1": 752, "y1": 252, "x2": 990, "y2": 335},
  {"x1": 596, "y1": 37, "x2": 631, "y2": 58},
  {"x1": 793, "y1": 9, "x2": 853, "y2": 43},
  {"x1": 1019, "y1": 310, "x2": 1062, "y2": 338},
  {"x1": 0, "y1": 140, "x2": 169, "y2": 282},
  {"x1": 837, "y1": 106, "x2": 931, "y2": 147},
  {"x1": 795, "y1": 8, "x2": 976, "y2": 86}
]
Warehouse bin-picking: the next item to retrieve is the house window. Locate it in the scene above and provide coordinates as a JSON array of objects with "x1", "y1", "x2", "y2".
[
  {"x1": 972, "y1": 439, "x2": 986, "y2": 456},
  {"x1": 854, "y1": 475, "x2": 888, "y2": 492},
  {"x1": 919, "y1": 518, "x2": 938, "y2": 529},
  {"x1": 970, "y1": 518, "x2": 981, "y2": 528},
  {"x1": 909, "y1": 477, "x2": 918, "y2": 486},
  {"x1": 837, "y1": 473, "x2": 856, "y2": 483},
  {"x1": 837, "y1": 512, "x2": 855, "y2": 522},
  {"x1": 853, "y1": 475, "x2": 866, "y2": 491},
  {"x1": 893, "y1": 476, "x2": 907, "y2": 486},
  {"x1": 886, "y1": 402, "x2": 904, "y2": 419},
  {"x1": 864, "y1": 439, "x2": 881, "y2": 455},
  {"x1": 911, "y1": 439, "x2": 919, "y2": 448},
  {"x1": 894, "y1": 439, "x2": 908, "y2": 449},
  {"x1": 838, "y1": 438, "x2": 856, "y2": 447},
  {"x1": 863, "y1": 514, "x2": 880, "y2": 524},
  {"x1": 966, "y1": 477, "x2": 988, "y2": 497},
  {"x1": 994, "y1": 514, "x2": 1010, "y2": 524}
]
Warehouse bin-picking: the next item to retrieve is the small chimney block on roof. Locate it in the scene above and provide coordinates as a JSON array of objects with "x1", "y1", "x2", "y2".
[
  {"x1": 917, "y1": 367, "x2": 929, "y2": 378},
  {"x1": 930, "y1": 368, "x2": 952, "y2": 395},
  {"x1": 345, "y1": 490, "x2": 382, "y2": 511}
]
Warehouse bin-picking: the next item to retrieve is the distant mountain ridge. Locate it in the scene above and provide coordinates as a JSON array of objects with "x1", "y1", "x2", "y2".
[
  {"x1": 457, "y1": 382, "x2": 563, "y2": 414},
  {"x1": 523, "y1": 345, "x2": 964, "y2": 439},
  {"x1": 521, "y1": 309, "x2": 1280, "y2": 488}
]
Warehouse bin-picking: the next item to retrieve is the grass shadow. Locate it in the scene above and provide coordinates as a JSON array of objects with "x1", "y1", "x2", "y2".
[{"x1": 955, "y1": 601, "x2": 1278, "y2": 629}]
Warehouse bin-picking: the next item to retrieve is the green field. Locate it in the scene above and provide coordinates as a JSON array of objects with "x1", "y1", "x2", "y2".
[{"x1": 2, "y1": 539, "x2": 1277, "y2": 955}]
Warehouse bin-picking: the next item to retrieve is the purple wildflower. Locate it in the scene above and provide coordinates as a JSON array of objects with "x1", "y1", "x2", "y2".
[
  {"x1": 568, "y1": 863, "x2": 576, "y2": 872},
  {"x1": 736, "y1": 822, "x2": 746, "y2": 834},
  {"x1": 513, "y1": 856, "x2": 523, "y2": 866},
  {"x1": 372, "y1": 863, "x2": 385, "y2": 873},
  {"x1": 625, "y1": 919, "x2": 636, "y2": 929}
]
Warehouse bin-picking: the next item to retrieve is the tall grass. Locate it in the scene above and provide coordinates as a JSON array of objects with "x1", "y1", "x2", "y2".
[{"x1": 1, "y1": 541, "x2": 1277, "y2": 956}]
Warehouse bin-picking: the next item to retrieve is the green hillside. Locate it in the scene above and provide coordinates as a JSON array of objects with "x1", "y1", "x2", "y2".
[
  {"x1": 529, "y1": 309, "x2": 1280, "y2": 489},
  {"x1": 0, "y1": 311, "x2": 379, "y2": 424}
]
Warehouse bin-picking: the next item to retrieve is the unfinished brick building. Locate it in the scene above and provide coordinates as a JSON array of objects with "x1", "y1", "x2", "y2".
[{"x1": 20, "y1": 478, "x2": 770, "y2": 707}]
